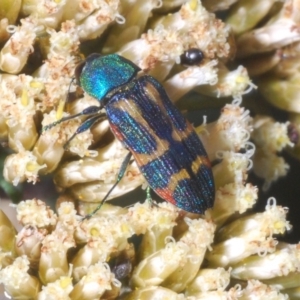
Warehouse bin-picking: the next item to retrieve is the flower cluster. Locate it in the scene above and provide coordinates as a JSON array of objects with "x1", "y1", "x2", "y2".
[{"x1": 0, "y1": 0, "x2": 299, "y2": 299}]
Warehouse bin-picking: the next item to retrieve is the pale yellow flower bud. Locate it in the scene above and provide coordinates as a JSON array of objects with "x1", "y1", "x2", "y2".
[
  {"x1": 119, "y1": 30, "x2": 182, "y2": 80},
  {"x1": 131, "y1": 239, "x2": 191, "y2": 288},
  {"x1": 76, "y1": 1, "x2": 122, "y2": 40},
  {"x1": 128, "y1": 202, "x2": 178, "y2": 235},
  {"x1": 239, "y1": 279, "x2": 288, "y2": 300},
  {"x1": 0, "y1": 18, "x2": 36, "y2": 74},
  {"x1": 185, "y1": 268, "x2": 230, "y2": 295},
  {"x1": 164, "y1": 62, "x2": 219, "y2": 102},
  {"x1": 71, "y1": 241, "x2": 111, "y2": 282},
  {"x1": 47, "y1": 20, "x2": 80, "y2": 56},
  {"x1": 70, "y1": 262, "x2": 119, "y2": 300},
  {"x1": 131, "y1": 217, "x2": 215, "y2": 291},
  {"x1": 196, "y1": 65, "x2": 254, "y2": 100},
  {"x1": 125, "y1": 285, "x2": 184, "y2": 300},
  {"x1": 226, "y1": 0, "x2": 276, "y2": 35},
  {"x1": 0, "y1": 74, "x2": 40, "y2": 152},
  {"x1": 207, "y1": 198, "x2": 291, "y2": 268},
  {"x1": 35, "y1": 110, "x2": 93, "y2": 174},
  {"x1": 15, "y1": 225, "x2": 47, "y2": 269},
  {"x1": 200, "y1": 104, "x2": 253, "y2": 160},
  {"x1": 37, "y1": 275, "x2": 73, "y2": 300},
  {"x1": 61, "y1": 0, "x2": 96, "y2": 22},
  {"x1": 0, "y1": 210, "x2": 17, "y2": 252},
  {"x1": 103, "y1": 0, "x2": 162, "y2": 53},
  {"x1": 252, "y1": 116, "x2": 293, "y2": 152},
  {"x1": 236, "y1": 19, "x2": 300, "y2": 59},
  {"x1": 217, "y1": 198, "x2": 291, "y2": 242},
  {"x1": 0, "y1": 256, "x2": 41, "y2": 299},
  {"x1": 263, "y1": 271, "x2": 300, "y2": 290},
  {"x1": 16, "y1": 199, "x2": 57, "y2": 229},
  {"x1": 120, "y1": 0, "x2": 231, "y2": 86},
  {"x1": 4, "y1": 150, "x2": 46, "y2": 186},
  {"x1": 162, "y1": 218, "x2": 215, "y2": 292},
  {"x1": 251, "y1": 116, "x2": 293, "y2": 190},
  {"x1": 253, "y1": 148, "x2": 289, "y2": 191},
  {"x1": 77, "y1": 202, "x2": 128, "y2": 219},
  {"x1": 39, "y1": 229, "x2": 74, "y2": 284},
  {"x1": 8, "y1": 118, "x2": 38, "y2": 152},
  {"x1": 206, "y1": 236, "x2": 277, "y2": 268},
  {"x1": 212, "y1": 183, "x2": 258, "y2": 228},
  {"x1": 212, "y1": 152, "x2": 251, "y2": 189},
  {"x1": 54, "y1": 142, "x2": 129, "y2": 189},
  {"x1": 74, "y1": 214, "x2": 133, "y2": 246},
  {"x1": 72, "y1": 214, "x2": 133, "y2": 281},
  {"x1": 34, "y1": 0, "x2": 67, "y2": 29},
  {"x1": 56, "y1": 201, "x2": 80, "y2": 233},
  {"x1": 272, "y1": 42, "x2": 300, "y2": 79},
  {"x1": 231, "y1": 244, "x2": 300, "y2": 281},
  {"x1": 138, "y1": 223, "x2": 176, "y2": 261}
]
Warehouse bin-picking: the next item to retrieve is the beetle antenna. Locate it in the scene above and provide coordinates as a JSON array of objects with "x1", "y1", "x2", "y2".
[
  {"x1": 42, "y1": 77, "x2": 89, "y2": 132},
  {"x1": 42, "y1": 105, "x2": 102, "y2": 132}
]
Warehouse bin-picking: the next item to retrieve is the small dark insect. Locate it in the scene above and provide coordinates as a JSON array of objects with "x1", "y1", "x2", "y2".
[
  {"x1": 111, "y1": 259, "x2": 132, "y2": 280},
  {"x1": 180, "y1": 48, "x2": 204, "y2": 66}
]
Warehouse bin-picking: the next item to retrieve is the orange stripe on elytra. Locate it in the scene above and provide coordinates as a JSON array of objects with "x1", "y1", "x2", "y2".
[
  {"x1": 144, "y1": 81, "x2": 196, "y2": 143},
  {"x1": 171, "y1": 120, "x2": 194, "y2": 142},
  {"x1": 156, "y1": 154, "x2": 209, "y2": 198},
  {"x1": 112, "y1": 97, "x2": 170, "y2": 166},
  {"x1": 191, "y1": 155, "x2": 211, "y2": 174},
  {"x1": 109, "y1": 123, "x2": 124, "y2": 141},
  {"x1": 155, "y1": 188, "x2": 176, "y2": 205}
]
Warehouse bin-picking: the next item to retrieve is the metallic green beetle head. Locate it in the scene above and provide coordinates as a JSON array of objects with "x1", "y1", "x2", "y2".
[{"x1": 75, "y1": 53, "x2": 141, "y2": 103}]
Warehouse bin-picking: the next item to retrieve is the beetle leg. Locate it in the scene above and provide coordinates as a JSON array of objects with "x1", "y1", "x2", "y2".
[
  {"x1": 145, "y1": 186, "x2": 159, "y2": 208},
  {"x1": 83, "y1": 151, "x2": 133, "y2": 220},
  {"x1": 64, "y1": 113, "x2": 106, "y2": 149}
]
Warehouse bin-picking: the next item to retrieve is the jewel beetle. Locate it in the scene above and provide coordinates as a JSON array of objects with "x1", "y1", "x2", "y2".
[{"x1": 47, "y1": 51, "x2": 215, "y2": 216}]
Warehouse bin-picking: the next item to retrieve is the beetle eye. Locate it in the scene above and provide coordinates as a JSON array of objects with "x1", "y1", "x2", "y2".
[
  {"x1": 180, "y1": 48, "x2": 204, "y2": 66},
  {"x1": 74, "y1": 61, "x2": 86, "y2": 86}
]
